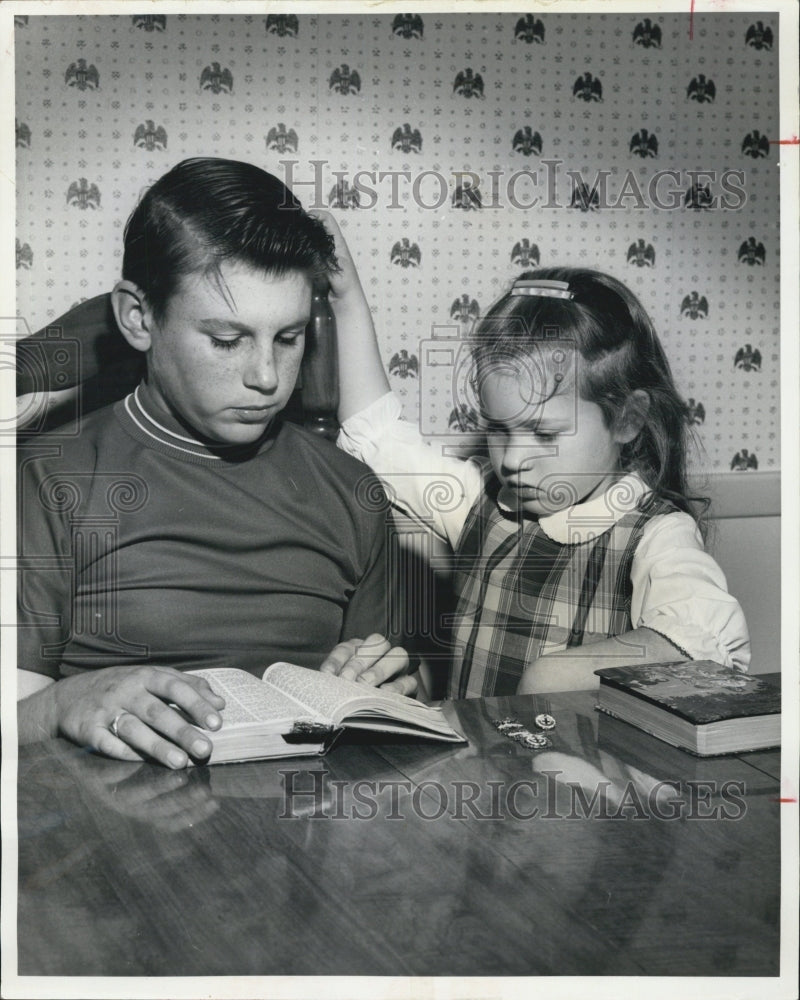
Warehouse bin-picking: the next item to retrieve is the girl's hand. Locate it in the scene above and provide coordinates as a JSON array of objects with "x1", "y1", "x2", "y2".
[
  {"x1": 309, "y1": 210, "x2": 369, "y2": 311},
  {"x1": 310, "y1": 211, "x2": 390, "y2": 421},
  {"x1": 50, "y1": 665, "x2": 226, "y2": 768},
  {"x1": 320, "y1": 634, "x2": 419, "y2": 697}
]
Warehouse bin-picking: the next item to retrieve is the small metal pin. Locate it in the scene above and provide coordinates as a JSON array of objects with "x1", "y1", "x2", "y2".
[{"x1": 521, "y1": 733, "x2": 550, "y2": 749}]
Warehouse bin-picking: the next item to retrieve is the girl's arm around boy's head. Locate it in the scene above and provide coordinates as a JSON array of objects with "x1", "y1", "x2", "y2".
[{"x1": 310, "y1": 211, "x2": 390, "y2": 422}]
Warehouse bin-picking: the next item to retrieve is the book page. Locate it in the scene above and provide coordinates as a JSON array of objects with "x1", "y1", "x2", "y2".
[
  {"x1": 263, "y1": 661, "x2": 425, "y2": 725},
  {"x1": 190, "y1": 667, "x2": 323, "y2": 727}
]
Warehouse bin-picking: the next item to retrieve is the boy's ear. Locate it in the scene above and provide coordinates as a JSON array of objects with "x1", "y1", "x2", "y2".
[
  {"x1": 111, "y1": 280, "x2": 153, "y2": 353},
  {"x1": 613, "y1": 389, "x2": 650, "y2": 444}
]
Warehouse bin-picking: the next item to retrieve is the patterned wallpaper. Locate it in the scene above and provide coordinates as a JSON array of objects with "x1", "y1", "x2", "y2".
[{"x1": 15, "y1": 11, "x2": 780, "y2": 474}]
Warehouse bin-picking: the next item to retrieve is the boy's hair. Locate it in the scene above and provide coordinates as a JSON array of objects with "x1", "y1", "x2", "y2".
[
  {"x1": 472, "y1": 266, "x2": 707, "y2": 520},
  {"x1": 122, "y1": 158, "x2": 338, "y2": 321}
]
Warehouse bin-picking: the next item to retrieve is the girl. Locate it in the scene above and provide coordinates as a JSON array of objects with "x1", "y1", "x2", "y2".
[{"x1": 324, "y1": 218, "x2": 750, "y2": 697}]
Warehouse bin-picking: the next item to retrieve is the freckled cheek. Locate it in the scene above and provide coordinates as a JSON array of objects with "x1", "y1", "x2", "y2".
[
  {"x1": 280, "y1": 353, "x2": 304, "y2": 391},
  {"x1": 213, "y1": 360, "x2": 239, "y2": 385},
  {"x1": 182, "y1": 357, "x2": 242, "y2": 407}
]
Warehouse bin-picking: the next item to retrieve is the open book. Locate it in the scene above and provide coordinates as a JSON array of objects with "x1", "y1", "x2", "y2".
[{"x1": 189, "y1": 662, "x2": 466, "y2": 765}]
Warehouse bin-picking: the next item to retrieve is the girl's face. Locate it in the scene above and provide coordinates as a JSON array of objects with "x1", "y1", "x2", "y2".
[{"x1": 480, "y1": 366, "x2": 624, "y2": 517}]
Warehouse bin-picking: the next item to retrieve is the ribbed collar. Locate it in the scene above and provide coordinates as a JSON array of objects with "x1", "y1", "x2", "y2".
[{"x1": 119, "y1": 383, "x2": 278, "y2": 465}]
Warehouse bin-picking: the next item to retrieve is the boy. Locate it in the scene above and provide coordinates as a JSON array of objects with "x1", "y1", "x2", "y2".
[{"x1": 17, "y1": 158, "x2": 413, "y2": 769}]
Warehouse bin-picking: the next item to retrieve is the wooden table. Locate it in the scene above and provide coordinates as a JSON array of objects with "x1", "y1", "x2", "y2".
[{"x1": 14, "y1": 688, "x2": 781, "y2": 977}]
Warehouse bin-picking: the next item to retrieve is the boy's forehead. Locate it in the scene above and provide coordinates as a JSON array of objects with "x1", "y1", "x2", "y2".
[{"x1": 163, "y1": 262, "x2": 312, "y2": 316}]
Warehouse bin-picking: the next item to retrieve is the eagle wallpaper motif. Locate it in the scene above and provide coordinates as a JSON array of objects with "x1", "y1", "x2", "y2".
[{"x1": 15, "y1": 11, "x2": 779, "y2": 473}]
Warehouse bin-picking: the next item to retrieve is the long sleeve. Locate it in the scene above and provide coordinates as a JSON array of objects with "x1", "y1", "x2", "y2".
[
  {"x1": 630, "y1": 512, "x2": 751, "y2": 670},
  {"x1": 337, "y1": 391, "x2": 483, "y2": 549}
]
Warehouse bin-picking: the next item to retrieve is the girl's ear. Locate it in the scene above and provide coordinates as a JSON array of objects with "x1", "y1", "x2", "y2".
[
  {"x1": 111, "y1": 280, "x2": 153, "y2": 353},
  {"x1": 613, "y1": 388, "x2": 650, "y2": 444}
]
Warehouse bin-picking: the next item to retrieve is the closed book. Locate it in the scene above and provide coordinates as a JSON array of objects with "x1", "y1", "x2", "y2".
[
  {"x1": 188, "y1": 662, "x2": 466, "y2": 765},
  {"x1": 594, "y1": 660, "x2": 780, "y2": 756}
]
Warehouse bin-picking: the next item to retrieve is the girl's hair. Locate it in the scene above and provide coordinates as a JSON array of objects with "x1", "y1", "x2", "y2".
[
  {"x1": 472, "y1": 266, "x2": 708, "y2": 521},
  {"x1": 122, "y1": 157, "x2": 338, "y2": 321}
]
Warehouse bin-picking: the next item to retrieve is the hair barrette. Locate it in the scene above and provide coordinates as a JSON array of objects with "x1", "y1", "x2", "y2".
[{"x1": 510, "y1": 279, "x2": 574, "y2": 300}]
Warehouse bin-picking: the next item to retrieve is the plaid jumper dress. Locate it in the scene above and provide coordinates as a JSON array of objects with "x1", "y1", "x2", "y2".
[{"x1": 448, "y1": 477, "x2": 676, "y2": 699}]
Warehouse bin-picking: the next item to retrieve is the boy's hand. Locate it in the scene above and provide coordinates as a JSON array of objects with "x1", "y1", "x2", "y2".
[
  {"x1": 47, "y1": 665, "x2": 226, "y2": 768},
  {"x1": 320, "y1": 634, "x2": 418, "y2": 697}
]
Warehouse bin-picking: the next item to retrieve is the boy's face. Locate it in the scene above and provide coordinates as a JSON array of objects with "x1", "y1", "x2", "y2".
[
  {"x1": 145, "y1": 262, "x2": 311, "y2": 445},
  {"x1": 480, "y1": 365, "x2": 623, "y2": 517}
]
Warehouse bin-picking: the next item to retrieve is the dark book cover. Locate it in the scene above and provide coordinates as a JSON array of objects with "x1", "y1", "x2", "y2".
[{"x1": 594, "y1": 661, "x2": 780, "y2": 726}]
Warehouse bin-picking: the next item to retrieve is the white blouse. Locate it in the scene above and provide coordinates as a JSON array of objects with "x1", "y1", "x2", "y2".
[{"x1": 338, "y1": 392, "x2": 751, "y2": 671}]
